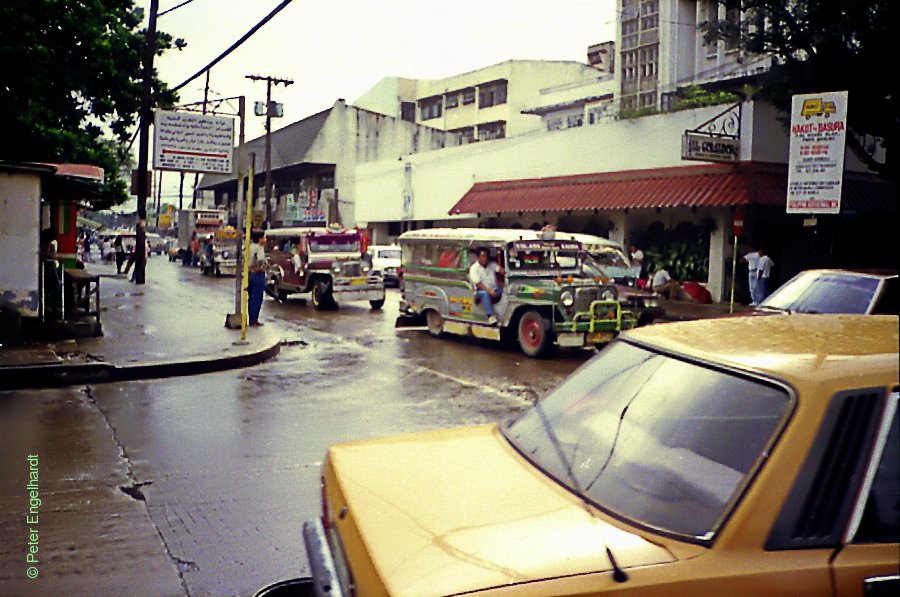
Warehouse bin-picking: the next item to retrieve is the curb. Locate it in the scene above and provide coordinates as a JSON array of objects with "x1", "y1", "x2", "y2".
[{"x1": 0, "y1": 339, "x2": 281, "y2": 391}]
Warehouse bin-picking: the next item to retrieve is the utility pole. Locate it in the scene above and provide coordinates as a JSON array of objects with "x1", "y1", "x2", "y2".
[
  {"x1": 134, "y1": 0, "x2": 159, "y2": 285},
  {"x1": 246, "y1": 74, "x2": 293, "y2": 227}
]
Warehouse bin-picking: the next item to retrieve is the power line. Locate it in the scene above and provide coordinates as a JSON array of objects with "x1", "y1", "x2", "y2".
[
  {"x1": 170, "y1": 0, "x2": 295, "y2": 93},
  {"x1": 158, "y1": 0, "x2": 199, "y2": 17}
]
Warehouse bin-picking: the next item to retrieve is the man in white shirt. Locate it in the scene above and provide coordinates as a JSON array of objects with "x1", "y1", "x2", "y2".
[
  {"x1": 651, "y1": 264, "x2": 680, "y2": 300},
  {"x1": 755, "y1": 249, "x2": 775, "y2": 304},
  {"x1": 247, "y1": 232, "x2": 268, "y2": 326},
  {"x1": 630, "y1": 244, "x2": 644, "y2": 279},
  {"x1": 742, "y1": 245, "x2": 760, "y2": 305},
  {"x1": 469, "y1": 248, "x2": 504, "y2": 325}
]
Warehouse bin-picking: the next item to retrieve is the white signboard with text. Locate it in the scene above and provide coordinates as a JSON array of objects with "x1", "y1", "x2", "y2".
[
  {"x1": 787, "y1": 91, "x2": 848, "y2": 214},
  {"x1": 153, "y1": 110, "x2": 234, "y2": 174}
]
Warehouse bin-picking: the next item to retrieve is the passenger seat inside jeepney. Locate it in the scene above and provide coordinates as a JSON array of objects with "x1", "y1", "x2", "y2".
[{"x1": 469, "y1": 248, "x2": 508, "y2": 319}]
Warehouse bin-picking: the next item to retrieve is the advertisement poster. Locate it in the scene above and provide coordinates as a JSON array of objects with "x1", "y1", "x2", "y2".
[
  {"x1": 153, "y1": 110, "x2": 235, "y2": 174},
  {"x1": 786, "y1": 91, "x2": 848, "y2": 214}
]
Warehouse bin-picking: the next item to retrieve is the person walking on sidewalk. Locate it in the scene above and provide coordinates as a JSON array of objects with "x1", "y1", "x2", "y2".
[
  {"x1": 755, "y1": 249, "x2": 775, "y2": 304},
  {"x1": 742, "y1": 244, "x2": 760, "y2": 305},
  {"x1": 247, "y1": 232, "x2": 268, "y2": 326},
  {"x1": 114, "y1": 235, "x2": 125, "y2": 274}
]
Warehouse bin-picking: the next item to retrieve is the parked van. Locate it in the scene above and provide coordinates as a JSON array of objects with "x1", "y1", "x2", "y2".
[
  {"x1": 396, "y1": 228, "x2": 635, "y2": 357},
  {"x1": 264, "y1": 226, "x2": 385, "y2": 310},
  {"x1": 366, "y1": 244, "x2": 402, "y2": 286}
]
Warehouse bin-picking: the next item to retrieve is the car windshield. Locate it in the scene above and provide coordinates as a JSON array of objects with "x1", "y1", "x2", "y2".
[
  {"x1": 760, "y1": 271, "x2": 881, "y2": 314},
  {"x1": 507, "y1": 241, "x2": 580, "y2": 276},
  {"x1": 376, "y1": 249, "x2": 401, "y2": 259},
  {"x1": 502, "y1": 342, "x2": 791, "y2": 541},
  {"x1": 309, "y1": 234, "x2": 360, "y2": 253},
  {"x1": 583, "y1": 253, "x2": 633, "y2": 280}
]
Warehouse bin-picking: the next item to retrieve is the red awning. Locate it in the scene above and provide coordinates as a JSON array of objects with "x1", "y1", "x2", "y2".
[{"x1": 449, "y1": 162, "x2": 896, "y2": 215}]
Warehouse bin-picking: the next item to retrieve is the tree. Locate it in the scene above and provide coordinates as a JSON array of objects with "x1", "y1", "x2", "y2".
[
  {"x1": 702, "y1": 0, "x2": 897, "y2": 179},
  {"x1": 0, "y1": 0, "x2": 185, "y2": 201}
]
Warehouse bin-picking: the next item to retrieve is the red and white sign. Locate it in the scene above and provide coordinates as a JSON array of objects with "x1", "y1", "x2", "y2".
[
  {"x1": 153, "y1": 110, "x2": 234, "y2": 174},
  {"x1": 786, "y1": 91, "x2": 848, "y2": 214}
]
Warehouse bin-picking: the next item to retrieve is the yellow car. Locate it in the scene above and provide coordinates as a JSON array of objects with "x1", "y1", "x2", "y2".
[{"x1": 303, "y1": 315, "x2": 899, "y2": 596}]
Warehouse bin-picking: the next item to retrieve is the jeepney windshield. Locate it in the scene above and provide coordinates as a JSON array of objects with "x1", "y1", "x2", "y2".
[
  {"x1": 507, "y1": 241, "x2": 581, "y2": 277},
  {"x1": 309, "y1": 233, "x2": 360, "y2": 253},
  {"x1": 588, "y1": 246, "x2": 632, "y2": 278}
]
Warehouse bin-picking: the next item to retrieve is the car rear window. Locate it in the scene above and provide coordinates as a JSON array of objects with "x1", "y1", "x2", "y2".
[{"x1": 761, "y1": 272, "x2": 881, "y2": 314}]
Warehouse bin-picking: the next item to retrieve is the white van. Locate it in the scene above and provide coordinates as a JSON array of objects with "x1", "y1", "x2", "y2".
[{"x1": 367, "y1": 244, "x2": 402, "y2": 286}]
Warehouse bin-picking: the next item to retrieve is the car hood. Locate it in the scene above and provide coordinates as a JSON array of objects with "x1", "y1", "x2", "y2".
[{"x1": 327, "y1": 425, "x2": 677, "y2": 596}]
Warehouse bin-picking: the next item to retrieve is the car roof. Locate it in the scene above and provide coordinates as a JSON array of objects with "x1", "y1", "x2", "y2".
[
  {"x1": 399, "y1": 228, "x2": 545, "y2": 244},
  {"x1": 796, "y1": 268, "x2": 898, "y2": 279},
  {"x1": 624, "y1": 314, "x2": 898, "y2": 390},
  {"x1": 265, "y1": 227, "x2": 353, "y2": 237}
]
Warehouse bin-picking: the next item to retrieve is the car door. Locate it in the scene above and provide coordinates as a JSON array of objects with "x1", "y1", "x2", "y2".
[{"x1": 830, "y1": 391, "x2": 899, "y2": 596}]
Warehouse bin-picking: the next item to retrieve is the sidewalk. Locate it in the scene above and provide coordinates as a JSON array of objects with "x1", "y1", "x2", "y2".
[
  {"x1": 0, "y1": 259, "x2": 280, "y2": 390},
  {"x1": 656, "y1": 297, "x2": 754, "y2": 322}
]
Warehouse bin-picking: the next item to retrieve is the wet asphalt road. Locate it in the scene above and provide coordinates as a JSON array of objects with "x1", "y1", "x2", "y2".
[{"x1": 1, "y1": 259, "x2": 592, "y2": 596}]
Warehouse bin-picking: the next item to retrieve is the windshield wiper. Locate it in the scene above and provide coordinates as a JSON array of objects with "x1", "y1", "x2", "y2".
[{"x1": 532, "y1": 403, "x2": 629, "y2": 583}]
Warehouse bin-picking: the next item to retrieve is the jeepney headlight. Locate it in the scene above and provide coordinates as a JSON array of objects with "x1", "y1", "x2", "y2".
[
  {"x1": 221, "y1": 250, "x2": 229, "y2": 259},
  {"x1": 362, "y1": 265, "x2": 370, "y2": 273},
  {"x1": 561, "y1": 290, "x2": 575, "y2": 307},
  {"x1": 333, "y1": 265, "x2": 342, "y2": 274},
  {"x1": 644, "y1": 298, "x2": 659, "y2": 308},
  {"x1": 602, "y1": 290, "x2": 616, "y2": 301}
]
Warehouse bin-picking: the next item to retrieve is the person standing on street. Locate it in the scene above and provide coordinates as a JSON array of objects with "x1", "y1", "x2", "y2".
[
  {"x1": 247, "y1": 232, "x2": 268, "y2": 326},
  {"x1": 113, "y1": 235, "x2": 125, "y2": 274},
  {"x1": 629, "y1": 244, "x2": 644, "y2": 280},
  {"x1": 742, "y1": 244, "x2": 760, "y2": 305},
  {"x1": 756, "y1": 249, "x2": 775, "y2": 304}
]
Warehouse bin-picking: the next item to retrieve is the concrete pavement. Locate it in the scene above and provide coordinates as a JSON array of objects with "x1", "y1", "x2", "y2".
[{"x1": 0, "y1": 259, "x2": 281, "y2": 390}]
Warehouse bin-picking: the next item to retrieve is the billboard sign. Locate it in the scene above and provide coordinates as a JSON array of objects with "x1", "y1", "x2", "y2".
[
  {"x1": 786, "y1": 91, "x2": 848, "y2": 214},
  {"x1": 153, "y1": 110, "x2": 234, "y2": 174}
]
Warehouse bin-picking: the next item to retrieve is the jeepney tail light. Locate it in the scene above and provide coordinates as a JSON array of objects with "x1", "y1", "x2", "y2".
[{"x1": 321, "y1": 475, "x2": 331, "y2": 529}]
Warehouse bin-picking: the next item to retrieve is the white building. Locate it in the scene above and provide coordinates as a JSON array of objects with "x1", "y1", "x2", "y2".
[{"x1": 353, "y1": 60, "x2": 607, "y2": 143}]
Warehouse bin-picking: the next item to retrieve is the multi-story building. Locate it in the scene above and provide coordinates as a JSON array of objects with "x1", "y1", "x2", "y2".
[
  {"x1": 619, "y1": 0, "x2": 772, "y2": 111},
  {"x1": 353, "y1": 60, "x2": 606, "y2": 142}
]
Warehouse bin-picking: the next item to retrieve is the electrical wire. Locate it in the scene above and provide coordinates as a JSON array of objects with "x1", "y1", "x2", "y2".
[{"x1": 158, "y1": 0, "x2": 199, "y2": 17}]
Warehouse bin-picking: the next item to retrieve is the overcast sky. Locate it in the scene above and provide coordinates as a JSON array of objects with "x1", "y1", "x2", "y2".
[{"x1": 134, "y1": 0, "x2": 617, "y2": 205}]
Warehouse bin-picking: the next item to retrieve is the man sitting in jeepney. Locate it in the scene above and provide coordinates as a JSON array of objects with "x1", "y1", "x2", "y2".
[{"x1": 469, "y1": 248, "x2": 505, "y2": 325}]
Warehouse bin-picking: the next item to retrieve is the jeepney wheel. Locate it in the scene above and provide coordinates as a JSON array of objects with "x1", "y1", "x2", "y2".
[
  {"x1": 311, "y1": 280, "x2": 334, "y2": 310},
  {"x1": 426, "y1": 310, "x2": 444, "y2": 337},
  {"x1": 518, "y1": 310, "x2": 551, "y2": 358},
  {"x1": 369, "y1": 299, "x2": 385, "y2": 310}
]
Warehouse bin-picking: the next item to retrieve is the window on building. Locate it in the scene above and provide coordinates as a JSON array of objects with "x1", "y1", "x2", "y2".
[
  {"x1": 547, "y1": 118, "x2": 563, "y2": 131},
  {"x1": 725, "y1": 0, "x2": 742, "y2": 52},
  {"x1": 705, "y1": 0, "x2": 719, "y2": 57},
  {"x1": 566, "y1": 113, "x2": 584, "y2": 128},
  {"x1": 588, "y1": 106, "x2": 607, "y2": 124},
  {"x1": 445, "y1": 92, "x2": 459, "y2": 110},
  {"x1": 477, "y1": 121, "x2": 506, "y2": 141},
  {"x1": 462, "y1": 87, "x2": 476, "y2": 105},
  {"x1": 400, "y1": 102, "x2": 416, "y2": 122},
  {"x1": 419, "y1": 96, "x2": 442, "y2": 120},
  {"x1": 479, "y1": 80, "x2": 508, "y2": 108},
  {"x1": 450, "y1": 126, "x2": 475, "y2": 144}
]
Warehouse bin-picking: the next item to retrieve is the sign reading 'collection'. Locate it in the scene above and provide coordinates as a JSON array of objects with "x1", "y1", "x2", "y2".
[
  {"x1": 786, "y1": 91, "x2": 848, "y2": 214},
  {"x1": 153, "y1": 110, "x2": 235, "y2": 174}
]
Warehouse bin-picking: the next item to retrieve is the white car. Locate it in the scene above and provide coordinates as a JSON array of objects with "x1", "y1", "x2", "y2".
[{"x1": 367, "y1": 244, "x2": 401, "y2": 286}]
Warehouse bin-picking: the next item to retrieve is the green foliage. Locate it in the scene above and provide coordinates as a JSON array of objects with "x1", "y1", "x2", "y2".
[
  {"x1": 701, "y1": 0, "x2": 897, "y2": 178},
  {"x1": 617, "y1": 106, "x2": 661, "y2": 120},
  {"x1": 0, "y1": 0, "x2": 184, "y2": 202},
  {"x1": 633, "y1": 220, "x2": 716, "y2": 282},
  {"x1": 673, "y1": 86, "x2": 741, "y2": 110}
]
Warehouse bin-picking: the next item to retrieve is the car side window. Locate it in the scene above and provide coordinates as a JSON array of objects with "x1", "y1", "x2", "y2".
[{"x1": 853, "y1": 394, "x2": 899, "y2": 543}]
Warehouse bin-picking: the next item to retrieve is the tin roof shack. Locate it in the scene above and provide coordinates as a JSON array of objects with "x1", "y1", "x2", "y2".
[{"x1": 0, "y1": 161, "x2": 113, "y2": 343}]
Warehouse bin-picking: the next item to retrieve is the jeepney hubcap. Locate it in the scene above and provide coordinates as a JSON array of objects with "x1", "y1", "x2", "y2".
[{"x1": 522, "y1": 318, "x2": 542, "y2": 347}]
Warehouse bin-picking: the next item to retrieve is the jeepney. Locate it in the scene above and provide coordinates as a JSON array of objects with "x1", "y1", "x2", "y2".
[
  {"x1": 560, "y1": 232, "x2": 665, "y2": 326},
  {"x1": 264, "y1": 226, "x2": 385, "y2": 310},
  {"x1": 199, "y1": 226, "x2": 239, "y2": 277},
  {"x1": 396, "y1": 228, "x2": 636, "y2": 357}
]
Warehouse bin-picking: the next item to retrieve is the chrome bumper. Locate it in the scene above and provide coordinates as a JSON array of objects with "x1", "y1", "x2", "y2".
[{"x1": 302, "y1": 519, "x2": 346, "y2": 597}]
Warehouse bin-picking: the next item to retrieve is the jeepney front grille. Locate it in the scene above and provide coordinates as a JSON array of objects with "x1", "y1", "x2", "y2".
[
  {"x1": 574, "y1": 287, "x2": 601, "y2": 312},
  {"x1": 339, "y1": 262, "x2": 363, "y2": 277}
]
